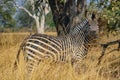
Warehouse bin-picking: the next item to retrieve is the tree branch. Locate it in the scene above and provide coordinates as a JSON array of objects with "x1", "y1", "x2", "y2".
[
  {"x1": 15, "y1": 5, "x2": 35, "y2": 19},
  {"x1": 97, "y1": 39, "x2": 120, "y2": 65}
]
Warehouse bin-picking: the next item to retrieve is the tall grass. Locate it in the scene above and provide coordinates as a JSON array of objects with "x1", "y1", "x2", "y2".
[{"x1": 0, "y1": 32, "x2": 119, "y2": 80}]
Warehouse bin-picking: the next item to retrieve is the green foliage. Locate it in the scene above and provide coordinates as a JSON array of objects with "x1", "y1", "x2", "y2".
[
  {"x1": 15, "y1": 1, "x2": 34, "y2": 27},
  {"x1": 0, "y1": 0, "x2": 16, "y2": 28},
  {"x1": 15, "y1": 10, "x2": 34, "y2": 27},
  {"x1": 88, "y1": 0, "x2": 120, "y2": 33},
  {"x1": 101, "y1": 0, "x2": 120, "y2": 33},
  {"x1": 45, "y1": 12, "x2": 55, "y2": 27}
]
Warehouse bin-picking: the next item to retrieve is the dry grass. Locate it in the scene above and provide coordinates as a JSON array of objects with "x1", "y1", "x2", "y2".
[{"x1": 0, "y1": 32, "x2": 119, "y2": 80}]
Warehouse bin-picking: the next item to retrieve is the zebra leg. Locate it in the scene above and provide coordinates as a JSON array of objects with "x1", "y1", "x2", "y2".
[
  {"x1": 71, "y1": 47, "x2": 87, "y2": 74},
  {"x1": 71, "y1": 58, "x2": 81, "y2": 74},
  {"x1": 24, "y1": 50, "x2": 41, "y2": 80}
]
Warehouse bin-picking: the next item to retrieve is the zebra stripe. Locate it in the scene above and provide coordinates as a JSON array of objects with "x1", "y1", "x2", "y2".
[{"x1": 14, "y1": 17, "x2": 92, "y2": 73}]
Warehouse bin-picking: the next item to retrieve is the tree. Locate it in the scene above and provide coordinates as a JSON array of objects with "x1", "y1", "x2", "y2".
[
  {"x1": 15, "y1": 0, "x2": 98, "y2": 35},
  {"x1": 48, "y1": 0, "x2": 86, "y2": 36},
  {"x1": 15, "y1": 1, "x2": 34, "y2": 28},
  {"x1": 101, "y1": 0, "x2": 120, "y2": 34},
  {"x1": 87, "y1": 0, "x2": 120, "y2": 34},
  {"x1": 0, "y1": 0, "x2": 16, "y2": 28},
  {"x1": 15, "y1": 0, "x2": 50, "y2": 33}
]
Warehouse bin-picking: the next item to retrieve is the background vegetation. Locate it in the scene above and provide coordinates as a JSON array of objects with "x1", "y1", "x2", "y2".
[{"x1": 0, "y1": 0, "x2": 120, "y2": 34}]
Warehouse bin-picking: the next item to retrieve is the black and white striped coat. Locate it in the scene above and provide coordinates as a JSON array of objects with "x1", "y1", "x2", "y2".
[{"x1": 14, "y1": 18, "x2": 94, "y2": 73}]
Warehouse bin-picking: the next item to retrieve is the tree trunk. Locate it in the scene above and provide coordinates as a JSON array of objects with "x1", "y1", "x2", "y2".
[
  {"x1": 40, "y1": 11, "x2": 45, "y2": 34},
  {"x1": 48, "y1": 0, "x2": 86, "y2": 36},
  {"x1": 35, "y1": 16, "x2": 41, "y2": 34},
  {"x1": 35, "y1": 17, "x2": 45, "y2": 34},
  {"x1": 48, "y1": 0, "x2": 72, "y2": 36}
]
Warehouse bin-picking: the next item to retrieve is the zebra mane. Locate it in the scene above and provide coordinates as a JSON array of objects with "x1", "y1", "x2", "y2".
[{"x1": 70, "y1": 17, "x2": 90, "y2": 36}]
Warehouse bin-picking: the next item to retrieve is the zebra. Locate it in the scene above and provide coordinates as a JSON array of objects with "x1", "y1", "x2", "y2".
[{"x1": 14, "y1": 17, "x2": 94, "y2": 76}]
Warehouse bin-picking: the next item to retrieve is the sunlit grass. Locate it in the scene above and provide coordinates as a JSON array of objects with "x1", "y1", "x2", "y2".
[{"x1": 0, "y1": 32, "x2": 119, "y2": 80}]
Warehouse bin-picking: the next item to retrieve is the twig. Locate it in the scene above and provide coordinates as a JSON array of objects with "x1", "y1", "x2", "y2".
[{"x1": 97, "y1": 39, "x2": 120, "y2": 65}]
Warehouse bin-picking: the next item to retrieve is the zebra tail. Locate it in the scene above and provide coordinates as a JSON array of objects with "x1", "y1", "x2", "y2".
[
  {"x1": 13, "y1": 34, "x2": 32, "y2": 71},
  {"x1": 13, "y1": 34, "x2": 32, "y2": 69},
  {"x1": 14, "y1": 48, "x2": 21, "y2": 70}
]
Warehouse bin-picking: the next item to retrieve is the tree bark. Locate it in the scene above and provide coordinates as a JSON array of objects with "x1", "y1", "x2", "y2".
[
  {"x1": 48, "y1": 0, "x2": 86, "y2": 36},
  {"x1": 35, "y1": 16, "x2": 41, "y2": 34},
  {"x1": 40, "y1": 11, "x2": 45, "y2": 33}
]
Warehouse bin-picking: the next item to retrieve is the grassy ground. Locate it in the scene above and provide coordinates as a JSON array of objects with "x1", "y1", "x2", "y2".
[{"x1": 0, "y1": 32, "x2": 119, "y2": 80}]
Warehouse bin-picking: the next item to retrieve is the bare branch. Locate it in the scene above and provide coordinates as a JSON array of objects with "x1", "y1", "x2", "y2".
[
  {"x1": 97, "y1": 39, "x2": 120, "y2": 65},
  {"x1": 15, "y1": 4, "x2": 35, "y2": 19}
]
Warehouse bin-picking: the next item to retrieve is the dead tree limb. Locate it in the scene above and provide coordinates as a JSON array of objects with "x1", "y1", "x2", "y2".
[{"x1": 97, "y1": 39, "x2": 120, "y2": 65}]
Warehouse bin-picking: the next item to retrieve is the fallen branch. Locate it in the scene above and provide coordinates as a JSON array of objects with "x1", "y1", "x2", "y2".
[{"x1": 97, "y1": 39, "x2": 120, "y2": 65}]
